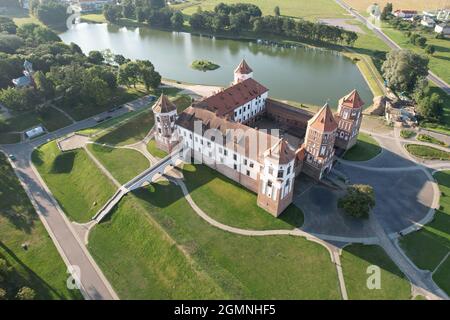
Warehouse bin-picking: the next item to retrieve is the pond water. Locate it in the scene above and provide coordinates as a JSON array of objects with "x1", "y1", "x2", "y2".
[{"x1": 59, "y1": 23, "x2": 373, "y2": 108}]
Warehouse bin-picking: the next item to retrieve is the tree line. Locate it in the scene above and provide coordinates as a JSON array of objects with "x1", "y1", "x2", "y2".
[
  {"x1": 104, "y1": 0, "x2": 185, "y2": 29},
  {"x1": 103, "y1": 1, "x2": 358, "y2": 47},
  {"x1": 28, "y1": 0, "x2": 69, "y2": 28},
  {"x1": 0, "y1": 17, "x2": 161, "y2": 113}
]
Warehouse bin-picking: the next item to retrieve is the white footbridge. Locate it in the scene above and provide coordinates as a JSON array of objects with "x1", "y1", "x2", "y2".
[{"x1": 93, "y1": 146, "x2": 188, "y2": 223}]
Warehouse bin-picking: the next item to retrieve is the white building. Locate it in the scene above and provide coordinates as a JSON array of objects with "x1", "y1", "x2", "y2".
[
  {"x1": 421, "y1": 16, "x2": 436, "y2": 28},
  {"x1": 435, "y1": 23, "x2": 450, "y2": 36}
]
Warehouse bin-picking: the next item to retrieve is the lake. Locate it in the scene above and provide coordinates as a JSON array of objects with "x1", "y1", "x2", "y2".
[{"x1": 59, "y1": 23, "x2": 373, "y2": 108}]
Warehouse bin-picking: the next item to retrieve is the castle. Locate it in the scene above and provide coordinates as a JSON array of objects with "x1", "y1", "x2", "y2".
[{"x1": 152, "y1": 60, "x2": 364, "y2": 217}]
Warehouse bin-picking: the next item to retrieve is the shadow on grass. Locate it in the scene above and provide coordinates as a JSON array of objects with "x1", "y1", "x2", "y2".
[
  {"x1": 50, "y1": 152, "x2": 75, "y2": 174},
  {"x1": 0, "y1": 242, "x2": 80, "y2": 300}
]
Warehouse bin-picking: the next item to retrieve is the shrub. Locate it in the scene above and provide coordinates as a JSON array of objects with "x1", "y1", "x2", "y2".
[{"x1": 338, "y1": 184, "x2": 375, "y2": 219}]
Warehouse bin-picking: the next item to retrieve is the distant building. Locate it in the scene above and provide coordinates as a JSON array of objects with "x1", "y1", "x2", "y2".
[
  {"x1": 435, "y1": 23, "x2": 450, "y2": 36},
  {"x1": 421, "y1": 16, "x2": 436, "y2": 28},
  {"x1": 156, "y1": 60, "x2": 364, "y2": 217},
  {"x1": 12, "y1": 60, "x2": 35, "y2": 88},
  {"x1": 77, "y1": 0, "x2": 111, "y2": 12},
  {"x1": 437, "y1": 9, "x2": 450, "y2": 22},
  {"x1": 393, "y1": 10, "x2": 418, "y2": 19}
]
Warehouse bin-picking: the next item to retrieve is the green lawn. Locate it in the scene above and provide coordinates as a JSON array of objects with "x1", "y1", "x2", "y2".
[
  {"x1": 341, "y1": 244, "x2": 411, "y2": 300},
  {"x1": 400, "y1": 171, "x2": 450, "y2": 295},
  {"x1": 0, "y1": 107, "x2": 72, "y2": 134},
  {"x1": 58, "y1": 87, "x2": 145, "y2": 121},
  {"x1": 89, "y1": 180, "x2": 340, "y2": 299},
  {"x1": 175, "y1": 0, "x2": 348, "y2": 21},
  {"x1": 343, "y1": 133, "x2": 381, "y2": 161},
  {"x1": 405, "y1": 144, "x2": 450, "y2": 161},
  {"x1": 146, "y1": 139, "x2": 168, "y2": 159},
  {"x1": 0, "y1": 152, "x2": 82, "y2": 300},
  {"x1": 0, "y1": 7, "x2": 42, "y2": 26},
  {"x1": 433, "y1": 255, "x2": 450, "y2": 295},
  {"x1": 182, "y1": 164, "x2": 304, "y2": 230},
  {"x1": 96, "y1": 110, "x2": 154, "y2": 146},
  {"x1": 417, "y1": 134, "x2": 447, "y2": 147},
  {"x1": 87, "y1": 144, "x2": 150, "y2": 184},
  {"x1": 32, "y1": 141, "x2": 116, "y2": 223}
]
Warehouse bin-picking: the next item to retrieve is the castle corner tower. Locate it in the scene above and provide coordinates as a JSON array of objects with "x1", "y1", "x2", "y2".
[
  {"x1": 302, "y1": 103, "x2": 338, "y2": 180},
  {"x1": 152, "y1": 94, "x2": 178, "y2": 153},
  {"x1": 335, "y1": 89, "x2": 364, "y2": 150},
  {"x1": 257, "y1": 139, "x2": 296, "y2": 217}
]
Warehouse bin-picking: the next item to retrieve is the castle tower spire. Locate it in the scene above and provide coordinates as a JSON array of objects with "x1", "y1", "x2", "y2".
[{"x1": 233, "y1": 59, "x2": 253, "y2": 84}]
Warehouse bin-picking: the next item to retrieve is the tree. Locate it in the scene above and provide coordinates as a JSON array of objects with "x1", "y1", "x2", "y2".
[
  {"x1": 137, "y1": 60, "x2": 161, "y2": 92},
  {"x1": 274, "y1": 6, "x2": 280, "y2": 16},
  {"x1": 338, "y1": 184, "x2": 375, "y2": 219},
  {"x1": 0, "y1": 87, "x2": 36, "y2": 111},
  {"x1": 16, "y1": 287, "x2": 36, "y2": 300},
  {"x1": 114, "y1": 54, "x2": 128, "y2": 65},
  {"x1": 34, "y1": 71, "x2": 55, "y2": 100},
  {"x1": 0, "y1": 34, "x2": 23, "y2": 53},
  {"x1": 0, "y1": 288, "x2": 6, "y2": 300},
  {"x1": 88, "y1": 50, "x2": 104, "y2": 64},
  {"x1": 0, "y1": 16, "x2": 18, "y2": 34},
  {"x1": 382, "y1": 50, "x2": 429, "y2": 93},
  {"x1": 171, "y1": 11, "x2": 184, "y2": 30},
  {"x1": 425, "y1": 44, "x2": 435, "y2": 55},
  {"x1": 417, "y1": 92, "x2": 443, "y2": 121},
  {"x1": 380, "y1": 3, "x2": 393, "y2": 20},
  {"x1": 33, "y1": 0, "x2": 69, "y2": 28},
  {"x1": 149, "y1": 0, "x2": 166, "y2": 10},
  {"x1": 416, "y1": 36, "x2": 427, "y2": 48},
  {"x1": 118, "y1": 61, "x2": 140, "y2": 88},
  {"x1": 103, "y1": 4, "x2": 122, "y2": 23}
]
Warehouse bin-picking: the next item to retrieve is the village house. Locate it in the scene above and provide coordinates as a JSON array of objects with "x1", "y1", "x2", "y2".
[
  {"x1": 435, "y1": 23, "x2": 450, "y2": 37},
  {"x1": 152, "y1": 60, "x2": 364, "y2": 216},
  {"x1": 393, "y1": 9, "x2": 418, "y2": 19}
]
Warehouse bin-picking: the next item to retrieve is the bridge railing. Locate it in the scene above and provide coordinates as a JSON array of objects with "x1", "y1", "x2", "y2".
[{"x1": 124, "y1": 145, "x2": 185, "y2": 190}]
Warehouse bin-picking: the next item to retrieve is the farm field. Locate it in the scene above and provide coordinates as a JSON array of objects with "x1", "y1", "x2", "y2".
[{"x1": 174, "y1": 0, "x2": 349, "y2": 20}]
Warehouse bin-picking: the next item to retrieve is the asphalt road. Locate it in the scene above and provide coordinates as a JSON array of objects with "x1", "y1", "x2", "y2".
[
  {"x1": 334, "y1": 0, "x2": 450, "y2": 95},
  {"x1": 0, "y1": 95, "x2": 154, "y2": 300}
]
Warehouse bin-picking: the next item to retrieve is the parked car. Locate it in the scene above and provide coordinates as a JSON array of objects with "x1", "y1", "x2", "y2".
[{"x1": 8, "y1": 154, "x2": 16, "y2": 161}]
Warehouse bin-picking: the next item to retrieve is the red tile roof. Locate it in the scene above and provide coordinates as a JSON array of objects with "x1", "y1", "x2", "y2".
[
  {"x1": 339, "y1": 89, "x2": 365, "y2": 109},
  {"x1": 152, "y1": 94, "x2": 176, "y2": 113},
  {"x1": 308, "y1": 103, "x2": 338, "y2": 132},
  {"x1": 176, "y1": 106, "x2": 279, "y2": 162},
  {"x1": 234, "y1": 59, "x2": 253, "y2": 74},
  {"x1": 195, "y1": 78, "x2": 268, "y2": 117}
]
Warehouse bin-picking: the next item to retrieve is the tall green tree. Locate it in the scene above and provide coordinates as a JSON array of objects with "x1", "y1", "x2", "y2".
[{"x1": 382, "y1": 50, "x2": 429, "y2": 93}]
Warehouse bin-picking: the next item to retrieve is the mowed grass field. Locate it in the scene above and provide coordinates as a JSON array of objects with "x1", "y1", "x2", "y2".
[
  {"x1": 87, "y1": 144, "x2": 150, "y2": 184},
  {"x1": 341, "y1": 244, "x2": 411, "y2": 299},
  {"x1": 400, "y1": 171, "x2": 450, "y2": 295},
  {"x1": 174, "y1": 0, "x2": 349, "y2": 20},
  {"x1": 0, "y1": 153, "x2": 81, "y2": 300},
  {"x1": 342, "y1": 0, "x2": 448, "y2": 13},
  {"x1": 89, "y1": 180, "x2": 340, "y2": 299},
  {"x1": 32, "y1": 141, "x2": 116, "y2": 222},
  {"x1": 183, "y1": 164, "x2": 304, "y2": 230},
  {"x1": 96, "y1": 110, "x2": 155, "y2": 146},
  {"x1": 343, "y1": 132, "x2": 382, "y2": 161}
]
